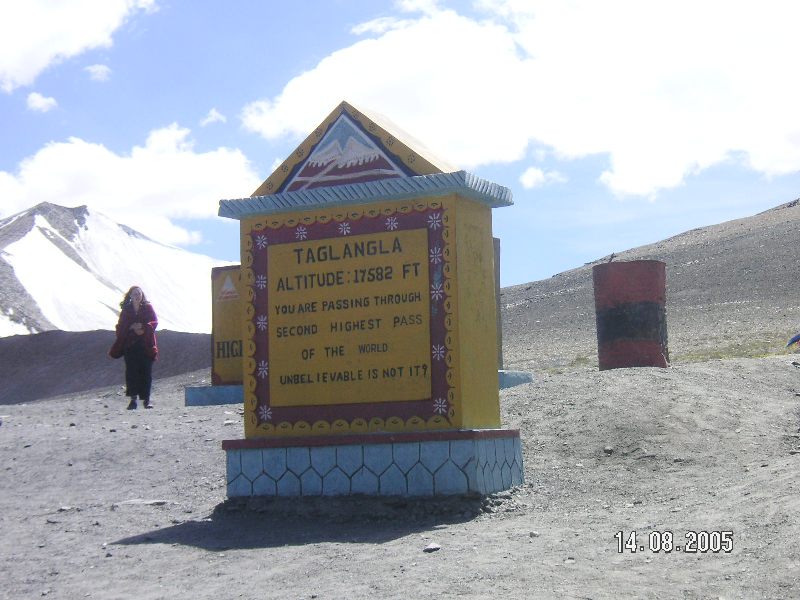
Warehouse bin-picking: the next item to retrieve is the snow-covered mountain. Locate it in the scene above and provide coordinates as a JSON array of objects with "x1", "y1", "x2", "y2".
[{"x1": 0, "y1": 202, "x2": 232, "y2": 336}]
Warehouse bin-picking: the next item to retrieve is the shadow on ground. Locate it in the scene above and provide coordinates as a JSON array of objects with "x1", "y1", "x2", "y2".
[{"x1": 114, "y1": 495, "x2": 485, "y2": 550}]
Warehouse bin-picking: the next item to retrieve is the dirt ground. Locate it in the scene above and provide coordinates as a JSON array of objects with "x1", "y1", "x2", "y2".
[{"x1": 2, "y1": 353, "x2": 799, "y2": 600}]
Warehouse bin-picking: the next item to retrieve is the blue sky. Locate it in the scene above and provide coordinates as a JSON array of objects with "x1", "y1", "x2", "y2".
[{"x1": 1, "y1": 0, "x2": 799, "y2": 286}]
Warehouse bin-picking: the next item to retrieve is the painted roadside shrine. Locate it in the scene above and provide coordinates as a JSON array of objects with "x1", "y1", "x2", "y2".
[{"x1": 220, "y1": 101, "x2": 524, "y2": 497}]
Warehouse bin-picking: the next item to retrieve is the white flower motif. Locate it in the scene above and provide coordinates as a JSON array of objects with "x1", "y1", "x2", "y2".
[
  {"x1": 254, "y1": 234, "x2": 268, "y2": 250},
  {"x1": 429, "y1": 246, "x2": 443, "y2": 264},
  {"x1": 432, "y1": 344, "x2": 446, "y2": 361},
  {"x1": 255, "y1": 315, "x2": 268, "y2": 331},
  {"x1": 433, "y1": 397, "x2": 448, "y2": 415},
  {"x1": 295, "y1": 225, "x2": 308, "y2": 240},
  {"x1": 338, "y1": 221, "x2": 351, "y2": 236},
  {"x1": 258, "y1": 405, "x2": 272, "y2": 421},
  {"x1": 385, "y1": 216, "x2": 399, "y2": 231},
  {"x1": 427, "y1": 212, "x2": 443, "y2": 230},
  {"x1": 254, "y1": 274, "x2": 267, "y2": 290},
  {"x1": 256, "y1": 360, "x2": 269, "y2": 378},
  {"x1": 430, "y1": 283, "x2": 444, "y2": 302}
]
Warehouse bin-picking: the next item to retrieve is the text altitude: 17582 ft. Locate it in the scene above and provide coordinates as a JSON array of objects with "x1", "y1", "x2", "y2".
[{"x1": 615, "y1": 530, "x2": 734, "y2": 553}]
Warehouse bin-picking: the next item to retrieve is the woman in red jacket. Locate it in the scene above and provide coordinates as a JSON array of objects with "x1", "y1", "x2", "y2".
[{"x1": 109, "y1": 286, "x2": 158, "y2": 409}]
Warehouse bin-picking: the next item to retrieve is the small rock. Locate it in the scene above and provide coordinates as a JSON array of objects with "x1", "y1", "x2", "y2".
[
  {"x1": 529, "y1": 531, "x2": 540, "y2": 538},
  {"x1": 58, "y1": 506, "x2": 73, "y2": 512},
  {"x1": 131, "y1": 424, "x2": 138, "y2": 429},
  {"x1": 564, "y1": 557, "x2": 575, "y2": 564},
  {"x1": 603, "y1": 446, "x2": 614, "y2": 455},
  {"x1": 624, "y1": 503, "x2": 634, "y2": 508},
  {"x1": 109, "y1": 429, "x2": 117, "y2": 433},
  {"x1": 223, "y1": 420, "x2": 236, "y2": 426},
  {"x1": 69, "y1": 423, "x2": 76, "y2": 427},
  {"x1": 423, "y1": 542, "x2": 441, "y2": 553},
  {"x1": 24, "y1": 443, "x2": 32, "y2": 448},
  {"x1": 105, "y1": 552, "x2": 113, "y2": 558}
]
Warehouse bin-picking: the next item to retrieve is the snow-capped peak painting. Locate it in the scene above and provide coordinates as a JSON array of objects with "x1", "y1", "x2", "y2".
[{"x1": 282, "y1": 113, "x2": 409, "y2": 192}]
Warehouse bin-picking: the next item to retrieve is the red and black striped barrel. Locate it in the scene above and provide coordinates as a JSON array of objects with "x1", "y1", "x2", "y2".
[{"x1": 592, "y1": 260, "x2": 669, "y2": 370}]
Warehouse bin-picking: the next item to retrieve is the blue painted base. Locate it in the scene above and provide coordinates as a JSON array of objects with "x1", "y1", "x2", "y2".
[
  {"x1": 499, "y1": 370, "x2": 534, "y2": 389},
  {"x1": 185, "y1": 385, "x2": 243, "y2": 406},
  {"x1": 224, "y1": 430, "x2": 524, "y2": 497}
]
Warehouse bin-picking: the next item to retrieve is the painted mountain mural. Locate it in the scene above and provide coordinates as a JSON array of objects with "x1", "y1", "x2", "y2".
[{"x1": 282, "y1": 113, "x2": 410, "y2": 191}]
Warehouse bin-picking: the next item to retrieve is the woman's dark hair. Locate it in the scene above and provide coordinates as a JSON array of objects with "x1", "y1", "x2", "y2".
[{"x1": 120, "y1": 286, "x2": 148, "y2": 309}]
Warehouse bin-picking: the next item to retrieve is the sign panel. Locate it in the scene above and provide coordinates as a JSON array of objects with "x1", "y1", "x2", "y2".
[
  {"x1": 211, "y1": 265, "x2": 243, "y2": 385},
  {"x1": 267, "y1": 228, "x2": 431, "y2": 406},
  {"x1": 244, "y1": 199, "x2": 455, "y2": 436}
]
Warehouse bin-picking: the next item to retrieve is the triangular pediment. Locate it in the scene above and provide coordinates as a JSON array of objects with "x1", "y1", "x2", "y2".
[{"x1": 251, "y1": 101, "x2": 455, "y2": 196}]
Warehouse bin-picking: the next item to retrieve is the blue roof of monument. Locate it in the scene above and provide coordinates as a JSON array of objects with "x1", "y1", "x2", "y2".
[{"x1": 218, "y1": 171, "x2": 513, "y2": 219}]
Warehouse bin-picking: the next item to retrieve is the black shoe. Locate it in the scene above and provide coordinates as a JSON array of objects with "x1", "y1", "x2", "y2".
[
  {"x1": 127, "y1": 400, "x2": 137, "y2": 410},
  {"x1": 143, "y1": 400, "x2": 153, "y2": 409}
]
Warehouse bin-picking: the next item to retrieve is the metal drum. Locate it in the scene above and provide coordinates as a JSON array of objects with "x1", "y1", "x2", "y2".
[{"x1": 592, "y1": 260, "x2": 669, "y2": 370}]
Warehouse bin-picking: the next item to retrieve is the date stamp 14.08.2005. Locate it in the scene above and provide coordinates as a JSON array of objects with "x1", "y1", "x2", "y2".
[{"x1": 615, "y1": 530, "x2": 733, "y2": 554}]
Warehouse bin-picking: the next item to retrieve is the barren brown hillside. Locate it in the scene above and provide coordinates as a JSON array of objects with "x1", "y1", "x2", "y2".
[{"x1": 502, "y1": 199, "x2": 800, "y2": 371}]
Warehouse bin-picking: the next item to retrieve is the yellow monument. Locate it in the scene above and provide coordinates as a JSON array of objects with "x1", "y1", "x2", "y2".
[{"x1": 221, "y1": 102, "x2": 523, "y2": 497}]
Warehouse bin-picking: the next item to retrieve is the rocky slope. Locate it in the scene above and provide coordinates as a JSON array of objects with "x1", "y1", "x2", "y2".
[{"x1": 501, "y1": 199, "x2": 800, "y2": 371}]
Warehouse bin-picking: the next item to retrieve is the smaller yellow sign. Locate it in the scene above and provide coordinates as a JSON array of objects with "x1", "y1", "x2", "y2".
[{"x1": 212, "y1": 265, "x2": 243, "y2": 385}]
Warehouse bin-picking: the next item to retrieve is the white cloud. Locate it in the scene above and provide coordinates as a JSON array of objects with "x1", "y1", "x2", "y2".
[
  {"x1": 351, "y1": 17, "x2": 414, "y2": 35},
  {"x1": 0, "y1": 0, "x2": 156, "y2": 92},
  {"x1": 84, "y1": 64, "x2": 111, "y2": 81},
  {"x1": 0, "y1": 124, "x2": 261, "y2": 246},
  {"x1": 26, "y1": 92, "x2": 57, "y2": 112},
  {"x1": 241, "y1": 0, "x2": 800, "y2": 197},
  {"x1": 519, "y1": 167, "x2": 565, "y2": 189},
  {"x1": 200, "y1": 108, "x2": 227, "y2": 126}
]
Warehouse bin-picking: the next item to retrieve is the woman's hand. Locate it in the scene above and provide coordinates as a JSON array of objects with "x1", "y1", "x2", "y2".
[{"x1": 130, "y1": 322, "x2": 145, "y2": 335}]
